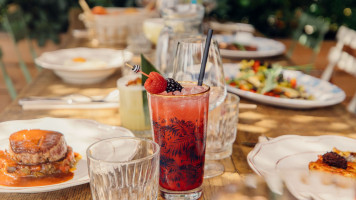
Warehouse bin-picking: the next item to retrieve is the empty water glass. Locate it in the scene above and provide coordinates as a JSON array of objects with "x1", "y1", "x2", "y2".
[
  {"x1": 205, "y1": 93, "x2": 240, "y2": 178},
  {"x1": 87, "y1": 137, "x2": 160, "y2": 200}
]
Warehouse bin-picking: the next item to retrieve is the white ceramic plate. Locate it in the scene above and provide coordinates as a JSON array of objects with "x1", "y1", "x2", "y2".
[
  {"x1": 0, "y1": 117, "x2": 134, "y2": 193},
  {"x1": 248, "y1": 135, "x2": 356, "y2": 200},
  {"x1": 224, "y1": 63, "x2": 346, "y2": 109},
  {"x1": 209, "y1": 22, "x2": 255, "y2": 33},
  {"x1": 214, "y1": 34, "x2": 286, "y2": 58},
  {"x1": 35, "y1": 48, "x2": 133, "y2": 84}
]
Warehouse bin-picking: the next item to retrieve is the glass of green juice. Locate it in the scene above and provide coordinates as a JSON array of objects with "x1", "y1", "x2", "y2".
[{"x1": 117, "y1": 74, "x2": 151, "y2": 137}]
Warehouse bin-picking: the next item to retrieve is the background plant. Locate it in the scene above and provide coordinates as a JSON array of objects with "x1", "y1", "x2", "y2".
[
  {"x1": 0, "y1": 0, "x2": 355, "y2": 46},
  {"x1": 209, "y1": 0, "x2": 356, "y2": 39}
]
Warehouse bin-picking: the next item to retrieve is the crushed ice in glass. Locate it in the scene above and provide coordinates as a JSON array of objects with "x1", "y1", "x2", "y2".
[{"x1": 161, "y1": 85, "x2": 205, "y2": 95}]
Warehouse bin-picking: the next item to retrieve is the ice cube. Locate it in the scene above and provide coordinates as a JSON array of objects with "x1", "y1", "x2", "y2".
[
  {"x1": 173, "y1": 90, "x2": 183, "y2": 95},
  {"x1": 191, "y1": 86, "x2": 205, "y2": 94}
]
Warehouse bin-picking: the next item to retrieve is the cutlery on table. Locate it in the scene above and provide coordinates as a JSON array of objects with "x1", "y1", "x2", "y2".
[{"x1": 19, "y1": 90, "x2": 119, "y2": 110}]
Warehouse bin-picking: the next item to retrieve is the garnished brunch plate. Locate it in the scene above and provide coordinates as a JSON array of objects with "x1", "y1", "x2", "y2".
[
  {"x1": 214, "y1": 34, "x2": 285, "y2": 58},
  {"x1": 248, "y1": 135, "x2": 356, "y2": 200},
  {"x1": 224, "y1": 62, "x2": 346, "y2": 109},
  {"x1": 0, "y1": 118, "x2": 134, "y2": 193},
  {"x1": 35, "y1": 48, "x2": 133, "y2": 84}
]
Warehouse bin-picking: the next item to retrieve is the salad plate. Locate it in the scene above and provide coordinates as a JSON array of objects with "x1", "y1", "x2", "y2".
[
  {"x1": 224, "y1": 63, "x2": 346, "y2": 109},
  {"x1": 0, "y1": 117, "x2": 134, "y2": 193},
  {"x1": 248, "y1": 135, "x2": 356, "y2": 200},
  {"x1": 214, "y1": 34, "x2": 285, "y2": 58}
]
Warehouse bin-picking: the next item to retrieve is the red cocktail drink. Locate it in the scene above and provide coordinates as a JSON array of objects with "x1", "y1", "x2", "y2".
[{"x1": 147, "y1": 82, "x2": 210, "y2": 199}]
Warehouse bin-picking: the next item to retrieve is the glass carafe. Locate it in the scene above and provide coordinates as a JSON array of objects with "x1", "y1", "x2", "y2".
[{"x1": 155, "y1": 3, "x2": 204, "y2": 76}]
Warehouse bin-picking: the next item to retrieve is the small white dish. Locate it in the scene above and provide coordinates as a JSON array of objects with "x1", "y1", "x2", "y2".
[
  {"x1": 0, "y1": 117, "x2": 134, "y2": 193},
  {"x1": 214, "y1": 34, "x2": 285, "y2": 58},
  {"x1": 248, "y1": 135, "x2": 356, "y2": 200},
  {"x1": 35, "y1": 48, "x2": 133, "y2": 84},
  {"x1": 224, "y1": 63, "x2": 346, "y2": 109}
]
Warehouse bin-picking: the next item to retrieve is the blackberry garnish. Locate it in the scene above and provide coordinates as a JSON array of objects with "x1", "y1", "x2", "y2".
[
  {"x1": 166, "y1": 78, "x2": 183, "y2": 93},
  {"x1": 322, "y1": 151, "x2": 348, "y2": 169}
]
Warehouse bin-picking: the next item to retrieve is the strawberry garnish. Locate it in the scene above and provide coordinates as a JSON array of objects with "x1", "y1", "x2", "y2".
[
  {"x1": 144, "y1": 72, "x2": 167, "y2": 94},
  {"x1": 125, "y1": 63, "x2": 183, "y2": 94}
]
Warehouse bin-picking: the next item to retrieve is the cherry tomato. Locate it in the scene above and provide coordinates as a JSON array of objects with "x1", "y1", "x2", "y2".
[
  {"x1": 239, "y1": 85, "x2": 249, "y2": 91},
  {"x1": 290, "y1": 78, "x2": 297, "y2": 88},
  {"x1": 264, "y1": 92, "x2": 275, "y2": 96},
  {"x1": 252, "y1": 60, "x2": 260, "y2": 72}
]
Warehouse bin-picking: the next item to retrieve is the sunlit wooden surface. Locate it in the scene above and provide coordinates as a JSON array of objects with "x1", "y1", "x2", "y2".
[{"x1": 0, "y1": 34, "x2": 356, "y2": 200}]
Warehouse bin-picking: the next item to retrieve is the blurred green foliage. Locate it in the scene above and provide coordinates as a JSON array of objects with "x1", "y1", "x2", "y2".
[
  {"x1": 0, "y1": 0, "x2": 355, "y2": 46},
  {"x1": 0, "y1": 0, "x2": 76, "y2": 46},
  {"x1": 0, "y1": 0, "x2": 137, "y2": 46},
  {"x1": 209, "y1": 0, "x2": 356, "y2": 39}
]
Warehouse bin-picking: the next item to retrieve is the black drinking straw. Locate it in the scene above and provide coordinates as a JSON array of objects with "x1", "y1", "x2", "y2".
[{"x1": 198, "y1": 29, "x2": 213, "y2": 86}]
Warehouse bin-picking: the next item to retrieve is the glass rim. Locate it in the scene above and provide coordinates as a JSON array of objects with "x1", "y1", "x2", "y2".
[
  {"x1": 148, "y1": 81, "x2": 210, "y2": 98},
  {"x1": 117, "y1": 74, "x2": 145, "y2": 90},
  {"x1": 226, "y1": 92, "x2": 240, "y2": 102},
  {"x1": 86, "y1": 136, "x2": 160, "y2": 164},
  {"x1": 177, "y1": 36, "x2": 218, "y2": 45}
]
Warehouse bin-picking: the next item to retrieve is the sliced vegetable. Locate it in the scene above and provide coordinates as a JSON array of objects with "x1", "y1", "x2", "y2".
[
  {"x1": 252, "y1": 60, "x2": 260, "y2": 72},
  {"x1": 247, "y1": 76, "x2": 262, "y2": 88},
  {"x1": 227, "y1": 60, "x2": 313, "y2": 100},
  {"x1": 290, "y1": 78, "x2": 297, "y2": 88}
]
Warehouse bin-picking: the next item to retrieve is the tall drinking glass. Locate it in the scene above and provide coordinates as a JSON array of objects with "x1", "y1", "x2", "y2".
[
  {"x1": 147, "y1": 82, "x2": 210, "y2": 200},
  {"x1": 87, "y1": 137, "x2": 160, "y2": 200},
  {"x1": 172, "y1": 37, "x2": 227, "y2": 178},
  {"x1": 117, "y1": 74, "x2": 151, "y2": 138}
]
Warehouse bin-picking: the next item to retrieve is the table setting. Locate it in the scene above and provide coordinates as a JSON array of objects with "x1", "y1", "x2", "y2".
[{"x1": 1, "y1": 1, "x2": 356, "y2": 200}]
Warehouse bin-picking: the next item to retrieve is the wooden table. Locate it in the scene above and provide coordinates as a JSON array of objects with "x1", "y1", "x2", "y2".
[{"x1": 0, "y1": 40, "x2": 356, "y2": 200}]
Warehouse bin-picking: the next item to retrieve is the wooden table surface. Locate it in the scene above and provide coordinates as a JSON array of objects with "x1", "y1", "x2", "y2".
[{"x1": 0, "y1": 37, "x2": 356, "y2": 200}]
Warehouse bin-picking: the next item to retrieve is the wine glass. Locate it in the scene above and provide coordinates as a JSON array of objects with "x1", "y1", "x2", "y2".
[
  {"x1": 172, "y1": 37, "x2": 226, "y2": 110},
  {"x1": 205, "y1": 93, "x2": 239, "y2": 178},
  {"x1": 172, "y1": 36, "x2": 227, "y2": 178}
]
